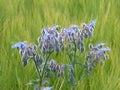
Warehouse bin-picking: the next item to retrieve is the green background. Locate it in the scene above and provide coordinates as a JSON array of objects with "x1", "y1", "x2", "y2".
[{"x1": 0, "y1": 0, "x2": 120, "y2": 90}]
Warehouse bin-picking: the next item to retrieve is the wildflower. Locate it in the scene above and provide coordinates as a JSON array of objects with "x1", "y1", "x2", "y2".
[
  {"x1": 96, "y1": 48, "x2": 110, "y2": 55},
  {"x1": 12, "y1": 41, "x2": 29, "y2": 56},
  {"x1": 62, "y1": 28, "x2": 70, "y2": 36},
  {"x1": 12, "y1": 41, "x2": 27, "y2": 50},
  {"x1": 82, "y1": 20, "x2": 96, "y2": 38},
  {"x1": 85, "y1": 43, "x2": 110, "y2": 71},
  {"x1": 12, "y1": 20, "x2": 111, "y2": 89},
  {"x1": 96, "y1": 49, "x2": 105, "y2": 55}
]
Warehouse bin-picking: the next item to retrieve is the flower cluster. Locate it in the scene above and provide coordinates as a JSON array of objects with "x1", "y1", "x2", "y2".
[
  {"x1": 46, "y1": 59, "x2": 74, "y2": 78},
  {"x1": 84, "y1": 43, "x2": 111, "y2": 71},
  {"x1": 12, "y1": 42, "x2": 40, "y2": 66},
  {"x1": 38, "y1": 20, "x2": 96, "y2": 54},
  {"x1": 38, "y1": 25, "x2": 62, "y2": 54},
  {"x1": 11, "y1": 19, "x2": 111, "y2": 90},
  {"x1": 12, "y1": 20, "x2": 96, "y2": 68}
]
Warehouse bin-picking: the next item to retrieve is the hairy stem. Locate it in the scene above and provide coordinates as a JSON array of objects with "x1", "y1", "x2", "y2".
[
  {"x1": 33, "y1": 56, "x2": 41, "y2": 86},
  {"x1": 34, "y1": 60, "x2": 41, "y2": 77},
  {"x1": 73, "y1": 42, "x2": 77, "y2": 65},
  {"x1": 40, "y1": 51, "x2": 53, "y2": 87},
  {"x1": 73, "y1": 42, "x2": 77, "y2": 90}
]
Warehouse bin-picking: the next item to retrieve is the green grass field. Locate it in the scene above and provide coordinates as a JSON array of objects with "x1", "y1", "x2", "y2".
[{"x1": 0, "y1": 0, "x2": 120, "y2": 90}]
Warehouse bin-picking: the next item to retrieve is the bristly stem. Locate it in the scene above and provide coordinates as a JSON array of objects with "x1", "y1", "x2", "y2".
[
  {"x1": 67, "y1": 42, "x2": 77, "y2": 90},
  {"x1": 32, "y1": 55, "x2": 41, "y2": 89},
  {"x1": 73, "y1": 41, "x2": 77, "y2": 90},
  {"x1": 33, "y1": 55, "x2": 41, "y2": 78},
  {"x1": 73, "y1": 42, "x2": 77, "y2": 65},
  {"x1": 32, "y1": 51, "x2": 53, "y2": 88},
  {"x1": 39, "y1": 51, "x2": 53, "y2": 87}
]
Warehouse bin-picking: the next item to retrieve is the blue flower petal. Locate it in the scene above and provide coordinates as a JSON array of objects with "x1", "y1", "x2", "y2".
[
  {"x1": 97, "y1": 49, "x2": 104, "y2": 54},
  {"x1": 11, "y1": 42, "x2": 27, "y2": 49},
  {"x1": 97, "y1": 48, "x2": 110, "y2": 54}
]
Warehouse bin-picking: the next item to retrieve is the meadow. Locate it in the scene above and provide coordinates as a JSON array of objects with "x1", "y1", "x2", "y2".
[{"x1": 0, "y1": 0, "x2": 120, "y2": 90}]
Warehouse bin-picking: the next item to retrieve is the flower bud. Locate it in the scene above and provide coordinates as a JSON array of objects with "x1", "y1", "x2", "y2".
[
  {"x1": 35, "y1": 54, "x2": 42, "y2": 65},
  {"x1": 22, "y1": 54, "x2": 28, "y2": 67}
]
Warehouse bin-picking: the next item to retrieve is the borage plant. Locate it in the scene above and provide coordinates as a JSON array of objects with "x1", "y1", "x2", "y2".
[{"x1": 12, "y1": 20, "x2": 110, "y2": 90}]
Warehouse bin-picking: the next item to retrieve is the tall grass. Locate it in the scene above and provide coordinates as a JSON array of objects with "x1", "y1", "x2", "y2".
[{"x1": 0, "y1": 0, "x2": 120, "y2": 90}]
